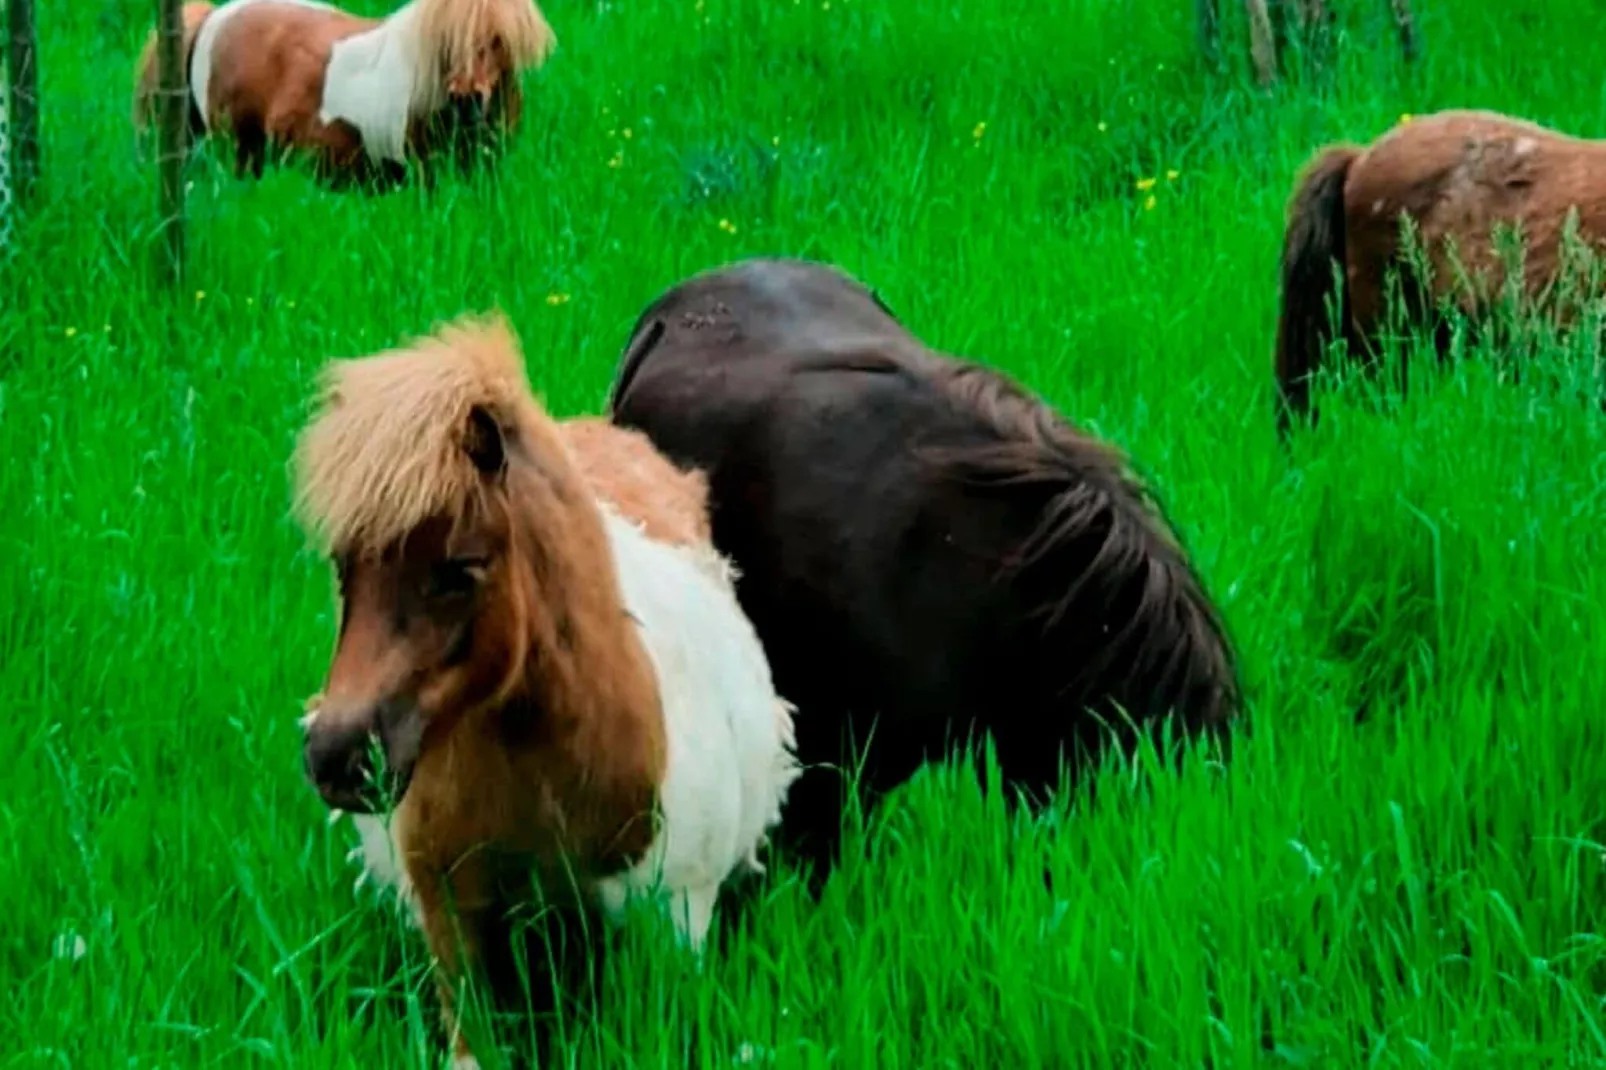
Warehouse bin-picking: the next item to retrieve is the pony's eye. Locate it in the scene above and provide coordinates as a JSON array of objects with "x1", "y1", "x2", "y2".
[{"x1": 427, "y1": 557, "x2": 488, "y2": 600}]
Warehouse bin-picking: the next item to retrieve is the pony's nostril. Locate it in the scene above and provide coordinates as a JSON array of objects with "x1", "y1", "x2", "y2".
[
  {"x1": 342, "y1": 746, "x2": 369, "y2": 785},
  {"x1": 306, "y1": 729, "x2": 372, "y2": 793}
]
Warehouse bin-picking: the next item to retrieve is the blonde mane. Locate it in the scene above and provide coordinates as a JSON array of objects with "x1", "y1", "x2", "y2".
[
  {"x1": 415, "y1": 0, "x2": 556, "y2": 87},
  {"x1": 292, "y1": 314, "x2": 550, "y2": 556}
]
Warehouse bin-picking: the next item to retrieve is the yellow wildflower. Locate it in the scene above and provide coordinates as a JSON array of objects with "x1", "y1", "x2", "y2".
[
  {"x1": 972, "y1": 121, "x2": 986, "y2": 140},
  {"x1": 718, "y1": 218, "x2": 738, "y2": 234},
  {"x1": 622, "y1": 127, "x2": 633, "y2": 139},
  {"x1": 1400, "y1": 113, "x2": 1413, "y2": 123},
  {"x1": 195, "y1": 290, "x2": 206, "y2": 301},
  {"x1": 64, "y1": 327, "x2": 77, "y2": 338},
  {"x1": 1135, "y1": 176, "x2": 1156, "y2": 192},
  {"x1": 1143, "y1": 194, "x2": 1157, "y2": 211},
  {"x1": 546, "y1": 292, "x2": 571, "y2": 306},
  {"x1": 1166, "y1": 169, "x2": 1180, "y2": 182}
]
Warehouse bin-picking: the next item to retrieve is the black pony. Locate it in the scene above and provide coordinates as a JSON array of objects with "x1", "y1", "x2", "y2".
[{"x1": 607, "y1": 257, "x2": 1243, "y2": 888}]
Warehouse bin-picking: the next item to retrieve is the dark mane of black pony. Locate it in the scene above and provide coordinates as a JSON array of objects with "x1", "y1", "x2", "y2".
[{"x1": 916, "y1": 359, "x2": 1241, "y2": 741}]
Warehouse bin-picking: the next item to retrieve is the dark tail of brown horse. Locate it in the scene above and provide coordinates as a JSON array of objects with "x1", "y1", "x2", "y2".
[{"x1": 1274, "y1": 144, "x2": 1361, "y2": 439}]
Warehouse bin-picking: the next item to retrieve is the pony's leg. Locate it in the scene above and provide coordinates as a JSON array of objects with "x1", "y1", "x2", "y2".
[
  {"x1": 412, "y1": 864, "x2": 497, "y2": 1070},
  {"x1": 231, "y1": 119, "x2": 268, "y2": 180},
  {"x1": 414, "y1": 152, "x2": 439, "y2": 194},
  {"x1": 1388, "y1": 0, "x2": 1418, "y2": 62},
  {"x1": 766, "y1": 765, "x2": 848, "y2": 897},
  {"x1": 1244, "y1": 0, "x2": 1277, "y2": 86},
  {"x1": 671, "y1": 882, "x2": 723, "y2": 958},
  {"x1": 1196, "y1": 0, "x2": 1222, "y2": 70}
]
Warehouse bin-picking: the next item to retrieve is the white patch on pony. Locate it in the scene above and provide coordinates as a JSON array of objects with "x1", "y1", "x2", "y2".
[
  {"x1": 347, "y1": 811, "x2": 421, "y2": 922},
  {"x1": 319, "y1": 0, "x2": 441, "y2": 164},
  {"x1": 189, "y1": 0, "x2": 345, "y2": 131},
  {"x1": 589, "y1": 506, "x2": 801, "y2": 953}
]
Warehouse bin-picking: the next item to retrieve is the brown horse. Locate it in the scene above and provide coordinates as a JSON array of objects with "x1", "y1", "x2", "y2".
[
  {"x1": 607, "y1": 257, "x2": 1243, "y2": 890},
  {"x1": 133, "y1": 0, "x2": 556, "y2": 189},
  {"x1": 292, "y1": 315, "x2": 799, "y2": 1068},
  {"x1": 1275, "y1": 108, "x2": 1606, "y2": 436}
]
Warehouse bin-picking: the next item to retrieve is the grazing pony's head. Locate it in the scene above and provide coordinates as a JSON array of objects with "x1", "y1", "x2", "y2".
[
  {"x1": 293, "y1": 315, "x2": 551, "y2": 813},
  {"x1": 414, "y1": 0, "x2": 556, "y2": 109}
]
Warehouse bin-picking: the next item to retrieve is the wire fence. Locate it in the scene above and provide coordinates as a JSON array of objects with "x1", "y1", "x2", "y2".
[
  {"x1": 3, "y1": 0, "x2": 41, "y2": 262},
  {"x1": 1, "y1": 15, "x2": 14, "y2": 259}
]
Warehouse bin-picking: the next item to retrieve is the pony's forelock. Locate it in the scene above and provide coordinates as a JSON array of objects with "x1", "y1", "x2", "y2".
[
  {"x1": 292, "y1": 313, "x2": 538, "y2": 557},
  {"x1": 415, "y1": 0, "x2": 556, "y2": 84}
]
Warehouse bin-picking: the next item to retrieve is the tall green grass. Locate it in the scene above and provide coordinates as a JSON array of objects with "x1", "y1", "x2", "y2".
[{"x1": 6, "y1": 0, "x2": 1606, "y2": 1064}]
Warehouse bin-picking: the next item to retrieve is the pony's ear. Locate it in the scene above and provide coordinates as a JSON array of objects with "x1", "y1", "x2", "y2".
[{"x1": 464, "y1": 404, "x2": 507, "y2": 478}]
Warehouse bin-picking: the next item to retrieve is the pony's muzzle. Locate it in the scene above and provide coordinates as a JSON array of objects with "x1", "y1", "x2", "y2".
[
  {"x1": 303, "y1": 717, "x2": 384, "y2": 813},
  {"x1": 302, "y1": 699, "x2": 418, "y2": 814}
]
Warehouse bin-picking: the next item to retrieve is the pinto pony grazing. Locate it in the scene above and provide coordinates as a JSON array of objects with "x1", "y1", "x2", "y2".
[
  {"x1": 292, "y1": 315, "x2": 799, "y2": 1067},
  {"x1": 1275, "y1": 108, "x2": 1606, "y2": 436},
  {"x1": 132, "y1": 0, "x2": 556, "y2": 189},
  {"x1": 607, "y1": 257, "x2": 1243, "y2": 889}
]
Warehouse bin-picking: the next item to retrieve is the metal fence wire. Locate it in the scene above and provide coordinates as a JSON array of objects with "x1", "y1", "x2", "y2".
[{"x1": 1, "y1": 24, "x2": 13, "y2": 258}]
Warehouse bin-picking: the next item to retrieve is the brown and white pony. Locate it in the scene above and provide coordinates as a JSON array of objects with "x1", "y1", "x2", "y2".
[
  {"x1": 1275, "y1": 108, "x2": 1606, "y2": 436},
  {"x1": 291, "y1": 315, "x2": 799, "y2": 1067},
  {"x1": 133, "y1": 0, "x2": 556, "y2": 189}
]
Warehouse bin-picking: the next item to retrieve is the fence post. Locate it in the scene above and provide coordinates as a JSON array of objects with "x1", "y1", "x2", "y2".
[
  {"x1": 155, "y1": 0, "x2": 186, "y2": 288},
  {"x1": 1196, "y1": 0, "x2": 1222, "y2": 72},
  {"x1": 1, "y1": 14, "x2": 10, "y2": 259},
  {"x1": 4, "y1": 0, "x2": 39, "y2": 215}
]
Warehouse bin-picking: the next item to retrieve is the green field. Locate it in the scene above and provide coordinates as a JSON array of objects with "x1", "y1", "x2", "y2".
[{"x1": 7, "y1": 0, "x2": 1606, "y2": 1064}]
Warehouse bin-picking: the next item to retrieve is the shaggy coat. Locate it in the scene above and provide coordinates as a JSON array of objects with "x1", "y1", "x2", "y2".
[
  {"x1": 1275, "y1": 108, "x2": 1606, "y2": 435},
  {"x1": 294, "y1": 315, "x2": 797, "y2": 1068},
  {"x1": 607, "y1": 257, "x2": 1242, "y2": 886}
]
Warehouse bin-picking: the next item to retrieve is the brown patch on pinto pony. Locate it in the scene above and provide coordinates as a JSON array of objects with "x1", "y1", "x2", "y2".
[
  {"x1": 1274, "y1": 108, "x2": 1606, "y2": 436},
  {"x1": 561, "y1": 418, "x2": 713, "y2": 548},
  {"x1": 294, "y1": 313, "x2": 675, "y2": 1067}
]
